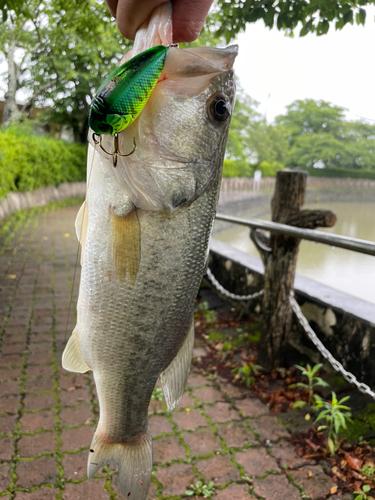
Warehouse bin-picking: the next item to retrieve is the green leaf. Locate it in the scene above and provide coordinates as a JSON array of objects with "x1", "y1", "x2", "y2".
[
  {"x1": 300, "y1": 18, "x2": 314, "y2": 37},
  {"x1": 327, "y1": 437, "x2": 335, "y2": 456},
  {"x1": 292, "y1": 401, "x2": 307, "y2": 409},
  {"x1": 363, "y1": 485, "x2": 371, "y2": 493},
  {"x1": 343, "y1": 9, "x2": 353, "y2": 25},
  {"x1": 357, "y1": 8, "x2": 366, "y2": 26}
]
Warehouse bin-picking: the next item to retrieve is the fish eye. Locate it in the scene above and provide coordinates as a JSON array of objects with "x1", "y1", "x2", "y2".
[
  {"x1": 207, "y1": 93, "x2": 230, "y2": 124},
  {"x1": 99, "y1": 123, "x2": 112, "y2": 133}
]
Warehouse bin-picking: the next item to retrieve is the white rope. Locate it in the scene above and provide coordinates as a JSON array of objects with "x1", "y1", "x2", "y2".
[{"x1": 206, "y1": 267, "x2": 264, "y2": 301}]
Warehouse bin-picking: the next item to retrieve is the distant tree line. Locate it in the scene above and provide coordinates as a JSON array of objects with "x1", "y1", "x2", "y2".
[{"x1": 225, "y1": 95, "x2": 375, "y2": 178}]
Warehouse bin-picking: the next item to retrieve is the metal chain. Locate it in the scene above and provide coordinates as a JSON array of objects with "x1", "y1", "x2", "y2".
[
  {"x1": 290, "y1": 293, "x2": 375, "y2": 400},
  {"x1": 205, "y1": 268, "x2": 375, "y2": 399},
  {"x1": 205, "y1": 267, "x2": 264, "y2": 301}
]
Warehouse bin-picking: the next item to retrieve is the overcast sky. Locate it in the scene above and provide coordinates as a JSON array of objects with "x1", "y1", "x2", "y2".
[{"x1": 233, "y1": 6, "x2": 375, "y2": 124}]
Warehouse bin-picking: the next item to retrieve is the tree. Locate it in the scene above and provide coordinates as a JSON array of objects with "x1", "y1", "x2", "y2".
[
  {"x1": 214, "y1": 0, "x2": 371, "y2": 42},
  {"x1": 0, "y1": 0, "x2": 131, "y2": 141},
  {"x1": 276, "y1": 99, "x2": 375, "y2": 170}
]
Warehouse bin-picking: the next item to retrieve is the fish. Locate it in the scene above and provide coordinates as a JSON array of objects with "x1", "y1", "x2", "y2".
[{"x1": 62, "y1": 3, "x2": 238, "y2": 499}]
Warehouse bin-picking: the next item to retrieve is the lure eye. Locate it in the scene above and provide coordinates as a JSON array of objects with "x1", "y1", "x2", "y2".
[
  {"x1": 99, "y1": 123, "x2": 112, "y2": 133},
  {"x1": 207, "y1": 93, "x2": 230, "y2": 124}
]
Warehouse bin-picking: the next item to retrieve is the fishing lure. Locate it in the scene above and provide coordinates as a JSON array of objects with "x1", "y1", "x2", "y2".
[{"x1": 89, "y1": 45, "x2": 168, "y2": 165}]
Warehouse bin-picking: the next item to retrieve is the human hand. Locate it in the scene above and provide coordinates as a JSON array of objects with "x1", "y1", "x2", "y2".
[{"x1": 105, "y1": 0, "x2": 214, "y2": 43}]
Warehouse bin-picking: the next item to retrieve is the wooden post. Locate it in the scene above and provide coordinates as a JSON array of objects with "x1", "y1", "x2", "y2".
[{"x1": 252, "y1": 171, "x2": 337, "y2": 369}]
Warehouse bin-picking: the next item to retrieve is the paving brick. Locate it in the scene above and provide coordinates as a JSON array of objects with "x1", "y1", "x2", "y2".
[
  {"x1": 204, "y1": 402, "x2": 239, "y2": 424},
  {"x1": 20, "y1": 410, "x2": 55, "y2": 432},
  {"x1": 0, "y1": 354, "x2": 23, "y2": 367},
  {"x1": 253, "y1": 474, "x2": 301, "y2": 500},
  {"x1": 0, "y1": 463, "x2": 10, "y2": 491},
  {"x1": 250, "y1": 415, "x2": 289, "y2": 442},
  {"x1": 193, "y1": 386, "x2": 223, "y2": 404},
  {"x1": 24, "y1": 377, "x2": 54, "y2": 394},
  {"x1": 0, "y1": 367, "x2": 22, "y2": 380},
  {"x1": 60, "y1": 406, "x2": 92, "y2": 427},
  {"x1": 235, "y1": 398, "x2": 269, "y2": 418},
  {"x1": 1, "y1": 344, "x2": 25, "y2": 355},
  {"x1": 62, "y1": 449, "x2": 88, "y2": 480},
  {"x1": 183, "y1": 427, "x2": 222, "y2": 456},
  {"x1": 177, "y1": 392, "x2": 195, "y2": 409},
  {"x1": 235, "y1": 448, "x2": 280, "y2": 477},
  {"x1": 197, "y1": 453, "x2": 240, "y2": 485},
  {"x1": 62, "y1": 478, "x2": 109, "y2": 499},
  {"x1": 16, "y1": 456, "x2": 58, "y2": 488},
  {"x1": 28, "y1": 352, "x2": 53, "y2": 365},
  {"x1": 214, "y1": 483, "x2": 251, "y2": 499},
  {"x1": 148, "y1": 398, "x2": 164, "y2": 413},
  {"x1": 172, "y1": 409, "x2": 208, "y2": 430},
  {"x1": 23, "y1": 393, "x2": 55, "y2": 411},
  {"x1": 156, "y1": 462, "x2": 196, "y2": 496},
  {"x1": 0, "y1": 437, "x2": 13, "y2": 461},
  {"x1": 111, "y1": 474, "x2": 158, "y2": 499},
  {"x1": 220, "y1": 382, "x2": 247, "y2": 399},
  {"x1": 25, "y1": 364, "x2": 54, "y2": 378},
  {"x1": 60, "y1": 387, "x2": 90, "y2": 406},
  {"x1": 18, "y1": 431, "x2": 56, "y2": 458},
  {"x1": 60, "y1": 425, "x2": 94, "y2": 451},
  {"x1": 217, "y1": 421, "x2": 257, "y2": 448},
  {"x1": 149, "y1": 414, "x2": 174, "y2": 436},
  {"x1": 290, "y1": 465, "x2": 336, "y2": 500},
  {"x1": 0, "y1": 414, "x2": 16, "y2": 434},
  {"x1": 270, "y1": 440, "x2": 307, "y2": 469},
  {"x1": 187, "y1": 373, "x2": 210, "y2": 388},
  {"x1": 59, "y1": 369, "x2": 87, "y2": 389},
  {"x1": 153, "y1": 435, "x2": 186, "y2": 463},
  {"x1": 0, "y1": 394, "x2": 19, "y2": 414},
  {"x1": 14, "y1": 488, "x2": 60, "y2": 499}
]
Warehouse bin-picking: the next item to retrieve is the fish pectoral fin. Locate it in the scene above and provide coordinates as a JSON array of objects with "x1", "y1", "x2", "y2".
[
  {"x1": 110, "y1": 204, "x2": 141, "y2": 284},
  {"x1": 75, "y1": 201, "x2": 89, "y2": 265},
  {"x1": 87, "y1": 428, "x2": 152, "y2": 500},
  {"x1": 160, "y1": 319, "x2": 194, "y2": 411},
  {"x1": 62, "y1": 328, "x2": 91, "y2": 373}
]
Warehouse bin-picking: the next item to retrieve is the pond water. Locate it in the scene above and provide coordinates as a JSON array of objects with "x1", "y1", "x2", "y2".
[{"x1": 213, "y1": 202, "x2": 375, "y2": 305}]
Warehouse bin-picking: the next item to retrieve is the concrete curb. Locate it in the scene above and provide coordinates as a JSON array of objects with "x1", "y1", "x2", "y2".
[{"x1": 0, "y1": 182, "x2": 86, "y2": 219}]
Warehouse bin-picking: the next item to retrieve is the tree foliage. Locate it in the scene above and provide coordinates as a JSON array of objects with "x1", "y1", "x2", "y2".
[
  {"x1": 276, "y1": 99, "x2": 375, "y2": 170},
  {"x1": 0, "y1": 0, "x2": 131, "y2": 141},
  {"x1": 214, "y1": 0, "x2": 372, "y2": 42}
]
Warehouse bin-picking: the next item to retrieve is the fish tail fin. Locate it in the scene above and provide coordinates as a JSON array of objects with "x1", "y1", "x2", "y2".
[{"x1": 87, "y1": 428, "x2": 153, "y2": 500}]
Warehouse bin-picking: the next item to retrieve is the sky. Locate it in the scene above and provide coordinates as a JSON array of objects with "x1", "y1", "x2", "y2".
[{"x1": 232, "y1": 6, "x2": 375, "y2": 124}]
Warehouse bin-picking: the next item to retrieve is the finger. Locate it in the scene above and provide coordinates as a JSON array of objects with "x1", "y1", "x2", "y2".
[
  {"x1": 172, "y1": 0, "x2": 213, "y2": 42},
  {"x1": 115, "y1": 0, "x2": 167, "y2": 40},
  {"x1": 105, "y1": 0, "x2": 118, "y2": 18}
]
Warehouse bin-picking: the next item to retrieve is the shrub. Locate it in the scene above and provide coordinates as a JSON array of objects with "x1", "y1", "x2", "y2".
[
  {"x1": 306, "y1": 166, "x2": 375, "y2": 180},
  {"x1": 0, "y1": 123, "x2": 87, "y2": 200},
  {"x1": 257, "y1": 160, "x2": 284, "y2": 177},
  {"x1": 223, "y1": 158, "x2": 253, "y2": 177}
]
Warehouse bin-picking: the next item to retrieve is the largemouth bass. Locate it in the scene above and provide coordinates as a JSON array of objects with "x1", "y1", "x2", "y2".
[{"x1": 62, "y1": 4, "x2": 237, "y2": 499}]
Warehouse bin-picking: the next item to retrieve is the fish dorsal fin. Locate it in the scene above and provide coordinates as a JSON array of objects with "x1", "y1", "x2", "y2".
[
  {"x1": 75, "y1": 201, "x2": 89, "y2": 265},
  {"x1": 110, "y1": 204, "x2": 141, "y2": 284},
  {"x1": 62, "y1": 328, "x2": 91, "y2": 373},
  {"x1": 160, "y1": 319, "x2": 194, "y2": 411}
]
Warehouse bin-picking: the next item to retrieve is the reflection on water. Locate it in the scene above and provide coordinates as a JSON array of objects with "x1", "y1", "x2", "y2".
[{"x1": 213, "y1": 202, "x2": 375, "y2": 305}]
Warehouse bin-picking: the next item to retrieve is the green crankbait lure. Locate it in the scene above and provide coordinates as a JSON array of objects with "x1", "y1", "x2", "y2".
[{"x1": 89, "y1": 45, "x2": 168, "y2": 136}]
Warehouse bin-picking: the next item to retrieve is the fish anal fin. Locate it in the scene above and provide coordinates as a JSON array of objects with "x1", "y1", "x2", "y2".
[
  {"x1": 160, "y1": 320, "x2": 194, "y2": 411},
  {"x1": 62, "y1": 327, "x2": 91, "y2": 373},
  {"x1": 75, "y1": 201, "x2": 89, "y2": 265},
  {"x1": 110, "y1": 205, "x2": 141, "y2": 284},
  {"x1": 87, "y1": 428, "x2": 152, "y2": 500}
]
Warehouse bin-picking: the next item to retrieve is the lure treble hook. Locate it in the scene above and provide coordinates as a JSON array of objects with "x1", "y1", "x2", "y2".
[{"x1": 92, "y1": 133, "x2": 137, "y2": 167}]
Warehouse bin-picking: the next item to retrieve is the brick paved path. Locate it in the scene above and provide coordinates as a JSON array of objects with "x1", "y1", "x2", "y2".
[{"x1": 0, "y1": 202, "x2": 344, "y2": 500}]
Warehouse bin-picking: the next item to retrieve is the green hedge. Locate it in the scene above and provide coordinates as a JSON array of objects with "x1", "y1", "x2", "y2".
[
  {"x1": 306, "y1": 167, "x2": 375, "y2": 180},
  {"x1": 0, "y1": 123, "x2": 87, "y2": 200}
]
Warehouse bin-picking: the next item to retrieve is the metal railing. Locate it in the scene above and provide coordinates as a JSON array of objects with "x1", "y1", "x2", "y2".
[{"x1": 215, "y1": 213, "x2": 375, "y2": 257}]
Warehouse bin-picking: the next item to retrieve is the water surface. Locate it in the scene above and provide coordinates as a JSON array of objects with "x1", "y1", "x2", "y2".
[{"x1": 213, "y1": 202, "x2": 375, "y2": 305}]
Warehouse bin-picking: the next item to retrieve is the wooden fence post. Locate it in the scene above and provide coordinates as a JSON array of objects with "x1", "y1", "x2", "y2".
[{"x1": 252, "y1": 170, "x2": 337, "y2": 369}]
